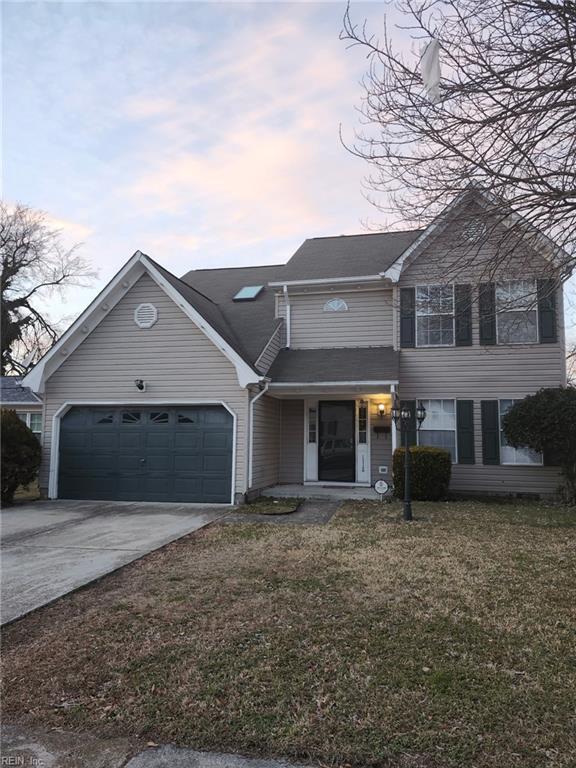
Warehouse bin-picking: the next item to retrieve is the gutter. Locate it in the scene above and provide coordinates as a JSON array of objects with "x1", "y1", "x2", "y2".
[
  {"x1": 283, "y1": 285, "x2": 291, "y2": 348},
  {"x1": 247, "y1": 380, "x2": 270, "y2": 490}
]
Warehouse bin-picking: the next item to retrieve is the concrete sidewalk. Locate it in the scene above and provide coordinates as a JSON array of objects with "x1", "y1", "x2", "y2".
[
  {"x1": 1, "y1": 500, "x2": 226, "y2": 625},
  {"x1": 0, "y1": 724, "x2": 316, "y2": 768}
]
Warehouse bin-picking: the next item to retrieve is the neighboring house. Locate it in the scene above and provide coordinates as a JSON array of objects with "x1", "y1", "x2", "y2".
[
  {"x1": 0, "y1": 376, "x2": 43, "y2": 441},
  {"x1": 22, "y1": 189, "x2": 569, "y2": 504}
]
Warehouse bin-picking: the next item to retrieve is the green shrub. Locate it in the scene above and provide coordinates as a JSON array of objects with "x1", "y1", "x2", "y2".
[
  {"x1": 502, "y1": 386, "x2": 576, "y2": 504},
  {"x1": 392, "y1": 446, "x2": 452, "y2": 501},
  {"x1": 1, "y1": 408, "x2": 42, "y2": 506}
]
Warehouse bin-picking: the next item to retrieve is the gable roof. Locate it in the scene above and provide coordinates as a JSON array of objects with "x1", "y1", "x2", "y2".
[
  {"x1": 143, "y1": 255, "x2": 256, "y2": 365},
  {"x1": 22, "y1": 251, "x2": 263, "y2": 393},
  {"x1": 382, "y1": 185, "x2": 573, "y2": 281},
  {"x1": 0, "y1": 376, "x2": 42, "y2": 405}
]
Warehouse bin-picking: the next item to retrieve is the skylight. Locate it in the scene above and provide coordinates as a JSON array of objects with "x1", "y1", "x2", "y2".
[{"x1": 233, "y1": 285, "x2": 263, "y2": 301}]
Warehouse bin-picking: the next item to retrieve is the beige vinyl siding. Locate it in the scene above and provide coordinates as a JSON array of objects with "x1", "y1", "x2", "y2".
[
  {"x1": 277, "y1": 289, "x2": 393, "y2": 349},
  {"x1": 251, "y1": 394, "x2": 281, "y2": 490},
  {"x1": 279, "y1": 399, "x2": 304, "y2": 483},
  {"x1": 397, "y1": 223, "x2": 566, "y2": 495},
  {"x1": 398, "y1": 356, "x2": 563, "y2": 495},
  {"x1": 255, "y1": 321, "x2": 285, "y2": 374},
  {"x1": 41, "y1": 274, "x2": 249, "y2": 498}
]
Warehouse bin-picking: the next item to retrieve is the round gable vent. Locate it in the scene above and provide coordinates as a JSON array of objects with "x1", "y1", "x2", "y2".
[{"x1": 134, "y1": 303, "x2": 158, "y2": 329}]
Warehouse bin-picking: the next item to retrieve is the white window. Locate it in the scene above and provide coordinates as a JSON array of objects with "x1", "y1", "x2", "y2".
[
  {"x1": 416, "y1": 285, "x2": 454, "y2": 347},
  {"x1": 418, "y1": 399, "x2": 457, "y2": 461},
  {"x1": 17, "y1": 412, "x2": 42, "y2": 442},
  {"x1": 323, "y1": 298, "x2": 348, "y2": 312},
  {"x1": 496, "y1": 280, "x2": 538, "y2": 344},
  {"x1": 499, "y1": 400, "x2": 542, "y2": 465}
]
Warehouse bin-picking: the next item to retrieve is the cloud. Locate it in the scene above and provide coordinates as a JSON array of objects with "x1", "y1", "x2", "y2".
[
  {"x1": 119, "y1": 12, "x2": 366, "y2": 244},
  {"x1": 44, "y1": 214, "x2": 94, "y2": 243}
]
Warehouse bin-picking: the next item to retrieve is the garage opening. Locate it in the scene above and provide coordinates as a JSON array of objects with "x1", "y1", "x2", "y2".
[{"x1": 58, "y1": 405, "x2": 233, "y2": 503}]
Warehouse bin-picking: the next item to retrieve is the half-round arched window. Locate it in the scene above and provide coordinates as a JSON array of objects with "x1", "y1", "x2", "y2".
[{"x1": 323, "y1": 298, "x2": 348, "y2": 312}]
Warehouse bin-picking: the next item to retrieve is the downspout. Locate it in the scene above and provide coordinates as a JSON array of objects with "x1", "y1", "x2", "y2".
[
  {"x1": 248, "y1": 380, "x2": 270, "y2": 491},
  {"x1": 283, "y1": 284, "x2": 291, "y2": 347}
]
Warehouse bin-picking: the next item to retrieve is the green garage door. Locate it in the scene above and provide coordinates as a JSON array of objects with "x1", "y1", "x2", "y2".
[{"x1": 58, "y1": 406, "x2": 233, "y2": 503}]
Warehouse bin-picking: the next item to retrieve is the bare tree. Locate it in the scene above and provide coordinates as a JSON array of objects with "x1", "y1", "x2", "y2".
[
  {"x1": 341, "y1": 0, "x2": 576, "y2": 280},
  {"x1": 1, "y1": 203, "x2": 96, "y2": 375}
]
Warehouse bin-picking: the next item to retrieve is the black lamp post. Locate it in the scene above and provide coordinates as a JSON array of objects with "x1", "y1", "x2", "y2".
[{"x1": 391, "y1": 396, "x2": 427, "y2": 521}]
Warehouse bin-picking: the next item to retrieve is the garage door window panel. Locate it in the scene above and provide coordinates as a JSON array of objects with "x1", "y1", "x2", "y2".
[
  {"x1": 150, "y1": 411, "x2": 169, "y2": 424},
  {"x1": 94, "y1": 412, "x2": 115, "y2": 425},
  {"x1": 122, "y1": 411, "x2": 142, "y2": 424}
]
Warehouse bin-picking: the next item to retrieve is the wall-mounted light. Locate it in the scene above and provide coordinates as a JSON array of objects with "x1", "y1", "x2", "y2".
[
  {"x1": 134, "y1": 379, "x2": 146, "y2": 391},
  {"x1": 378, "y1": 403, "x2": 386, "y2": 418}
]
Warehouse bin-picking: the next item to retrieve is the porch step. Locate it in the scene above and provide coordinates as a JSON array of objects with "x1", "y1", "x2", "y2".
[{"x1": 261, "y1": 484, "x2": 378, "y2": 501}]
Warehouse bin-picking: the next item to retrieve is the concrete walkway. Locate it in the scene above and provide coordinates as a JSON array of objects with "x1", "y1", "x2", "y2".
[
  {"x1": 220, "y1": 500, "x2": 340, "y2": 525},
  {"x1": 262, "y1": 484, "x2": 379, "y2": 501},
  {"x1": 1, "y1": 500, "x2": 226, "y2": 625},
  {"x1": 1, "y1": 724, "x2": 316, "y2": 768}
]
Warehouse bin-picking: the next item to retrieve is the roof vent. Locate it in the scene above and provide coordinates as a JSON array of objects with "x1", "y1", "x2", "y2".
[
  {"x1": 462, "y1": 220, "x2": 487, "y2": 243},
  {"x1": 233, "y1": 285, "x2": 263, "y2": 301},
  {"x1": 134, "y1": 303, "x2": 158, "y2": 328}
]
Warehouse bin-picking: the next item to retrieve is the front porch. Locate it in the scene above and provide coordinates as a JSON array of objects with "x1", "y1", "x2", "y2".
[{"x1": 250, "y1": 385, "x2": 398, "y2": 496}]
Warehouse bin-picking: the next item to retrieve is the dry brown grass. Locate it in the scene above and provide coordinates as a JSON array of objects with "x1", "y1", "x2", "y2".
[{"x1": 2, "y1": 500, "x2": 575, "y2": 768}]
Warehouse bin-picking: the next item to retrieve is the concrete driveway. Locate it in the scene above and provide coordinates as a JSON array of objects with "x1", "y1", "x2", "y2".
[{"x1": 1, "y1": 500, "x2": 226, "y2": 625}]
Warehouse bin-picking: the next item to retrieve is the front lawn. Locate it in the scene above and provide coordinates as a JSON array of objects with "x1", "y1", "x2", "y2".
[{"x1": 2, "y1": 501, "x2": 576, "y2": 767}]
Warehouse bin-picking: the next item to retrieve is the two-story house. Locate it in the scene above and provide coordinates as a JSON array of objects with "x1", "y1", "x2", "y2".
[{"x1": 22, "y1": 188, "x2": 568, "y2": 503}]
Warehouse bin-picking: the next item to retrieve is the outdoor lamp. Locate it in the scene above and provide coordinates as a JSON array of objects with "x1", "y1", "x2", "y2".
[
  {"x1": 378, "y1": 403, "x2": 386, "y2": 418},
  {"x1": 391, "y1": 395, "x2": 426, "y2": 523},
  {"x1": 391, "y1": 396, "x2": 400, "y2": 425},
  {"x1": 416, "y1": 401, "x2": 427, "y2": 425}
]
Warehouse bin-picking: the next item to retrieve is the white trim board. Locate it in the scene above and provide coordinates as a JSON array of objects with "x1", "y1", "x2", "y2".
[
  {"x1": 269, "y1": 274, "x2": 384, "y2": 288},
  {"x1": 22, "y1": 251, "x2": 262, "y2": 393},
  {"x1": 48, "y1": 399, "x2": 238, "y2": 505}
]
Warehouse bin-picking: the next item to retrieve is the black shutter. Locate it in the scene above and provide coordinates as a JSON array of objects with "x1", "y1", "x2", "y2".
[
  {"x1": 479, "y1": 283, "x2": 496, "y2": 345},
  {"x1": 543, "y1": 445, "x2": 561, "y2": 466},
  {"x1": 400, "y1": 287, "x2": 416, "y2": 348},
  {"x1": 537, "y1": 279, "x2": 558, "y2": 344},
  {"x1": 400, "y1": 400, "x2": 417, "y2": 447},
  {"x1": 456, "y1": 400, "x2": 475, "y2": 464},
  {"x1": 481, "y1": 400, "x2": 500, "y2": 465},
  {"x1": 455, "y1": 284, "x2": 472, "y2": 346}
]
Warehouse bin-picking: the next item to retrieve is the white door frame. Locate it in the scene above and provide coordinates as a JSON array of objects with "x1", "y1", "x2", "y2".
[
  {"x1": 303, "y1": 397, "x2": 371, "y2": 487},
  {"x1": 49, "y1": 399, "x2": 238, "y2": 505}
]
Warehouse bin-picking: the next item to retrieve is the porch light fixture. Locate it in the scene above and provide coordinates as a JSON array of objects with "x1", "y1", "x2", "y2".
[
  {"x1": 391, "y1": 395, "x2": 427, "y2": 522},
  {"x1": 134, "y1": 379, "x2": 146, "y2": 391},
  {"x1": 378, "y1": 403, "x2": 386, "y2": 418}
]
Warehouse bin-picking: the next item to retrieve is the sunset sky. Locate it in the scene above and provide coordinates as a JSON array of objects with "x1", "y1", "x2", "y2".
[{"x1": 3, "y1": 0, "x2": 574, "y2": 341}]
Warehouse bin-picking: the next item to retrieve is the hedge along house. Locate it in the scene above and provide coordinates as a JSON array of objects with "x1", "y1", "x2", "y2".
[{"x1": 22, "y1": 188, "x2": 570, "y2": 504}]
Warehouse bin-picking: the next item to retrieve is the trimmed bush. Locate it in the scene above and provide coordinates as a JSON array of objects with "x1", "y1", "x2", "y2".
[
  {"x1": 392, "y1": 446, "x2": 452, "y2": 501},
  {"x1": 502, "y1": 386, "x2": 576, "y2": 504},
  {"x1": 1, "y1": 408, "x2": 42, "y2": 506}
]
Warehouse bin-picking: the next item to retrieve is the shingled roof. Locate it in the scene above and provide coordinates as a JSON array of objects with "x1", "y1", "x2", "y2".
[
  {"x1": 0, "y1": 376, "x2": 42, "y2": 404},
  {"x1": 275, "y1": 231, "x2": 422, "y2": 281},
  {"x1": 180, "y1": 230, "x2": 421, "y2": 365},
  {"x1": 267, "y1": 347, "x2": 399, "y2": 383}
]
